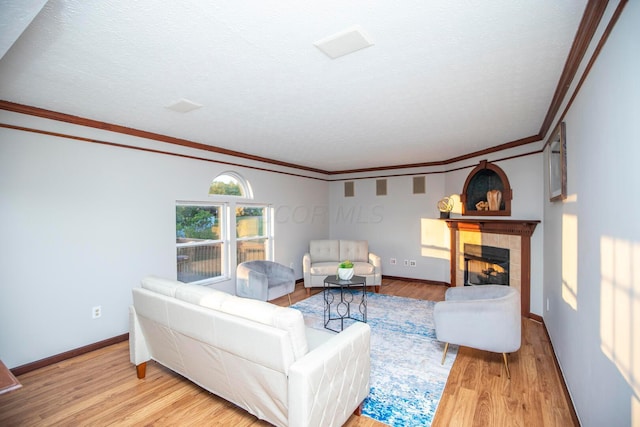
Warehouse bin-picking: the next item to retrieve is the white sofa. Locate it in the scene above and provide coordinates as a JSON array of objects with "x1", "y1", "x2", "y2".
[
  {"x1": 129, "y1": 276, "x2": 371, "y2": 427},
  {"x1": 303, "y1": 240, "x2": 382, "y2": 295}
]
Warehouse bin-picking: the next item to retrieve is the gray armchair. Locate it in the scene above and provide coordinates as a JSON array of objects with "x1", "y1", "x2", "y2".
[
  {"x1": 434, "y1": 285, "x2": 521, "y2": 378},
  {"x1": 236, "y1": 260, "x2": 295, "y2": 305}
]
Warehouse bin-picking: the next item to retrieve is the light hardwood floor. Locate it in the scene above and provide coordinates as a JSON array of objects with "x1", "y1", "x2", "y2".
[{"x1": 0, "y1": 279, "x2": 578, "y2": 426}]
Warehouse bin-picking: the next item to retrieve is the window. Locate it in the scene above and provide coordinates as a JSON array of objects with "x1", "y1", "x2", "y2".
[
  {"x1": 236, "y1": 204, "x2": 270, "y2": 263},
  {"x1": 176, "y1": 172, "x2": 272, "y2": 284},
  {"x1": 209, "y1": 172, "x2": 253, "y2": 198},
  {"x1": 176, "y1": 204, "x2": 225, "y2": 283}
]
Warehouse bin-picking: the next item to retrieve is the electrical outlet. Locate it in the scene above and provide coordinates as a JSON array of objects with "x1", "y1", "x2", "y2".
[
  {"x1": 390, "y1": 258, "x2": 397, "y2": 265},
  {"x1": 92, "y1": 305, "x2": 101, "y2": 319},
  {"x1": 403, "y1": 260, "x2": 409, "y2": 266},
  {"x1": 409, "y1": 260, "x2": 417, "y2": 267}
]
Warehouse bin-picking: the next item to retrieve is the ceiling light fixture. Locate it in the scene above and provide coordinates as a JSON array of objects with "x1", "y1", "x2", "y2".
[
  {"x1": 314, "y1": 25, "x2": 374, "y2": 59},
  {"x1": 165, "y1": 98, "x2": 203, "y2": 113}
]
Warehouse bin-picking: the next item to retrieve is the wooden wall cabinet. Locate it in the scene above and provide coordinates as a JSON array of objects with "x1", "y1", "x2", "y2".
[{"x1": 461, "y1": 160, "x2": 512, "y2": 216}]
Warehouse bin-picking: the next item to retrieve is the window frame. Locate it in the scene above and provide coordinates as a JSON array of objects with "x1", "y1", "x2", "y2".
[
  {"x1": 236, "y1": 202, "x2": 273, "y2": 263},
  {"x1": 176, "y1": 172, "x2": 273, "y2": 285},
  {"x1": 176, "y1": 201, "x2": 229, "y2": 284},
  {"x1": 209, "y1": 171, "x2": 254, "y2": 199}
]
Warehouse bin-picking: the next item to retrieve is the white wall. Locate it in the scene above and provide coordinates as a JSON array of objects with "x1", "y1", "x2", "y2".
[
  {"x1": 329, "y1": 173, "x2": 449, "y2": 282},
  {"x1": 328, "y1": 147, "x2": 544, "y2": 314},
  {"x1": 543, "y1": 2, "x2": 640, "y2": 426},
  {"x1": 0, "y1": 113, "x2": 328, "y2": 368},
  {"x1": 0, "y1": 107, "x2": 544, "y2": 370},
  {"x1": 241, "y1": 168, "x2": 329, "y2": 278}
]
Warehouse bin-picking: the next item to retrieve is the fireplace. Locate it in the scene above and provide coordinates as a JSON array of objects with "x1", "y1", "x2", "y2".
[
  {"x1": 464, "y1": 244, "x2": 509, "y2": 286},
  {"x1": 445, "y1": 219, "x2": 540, "y2": 316}
]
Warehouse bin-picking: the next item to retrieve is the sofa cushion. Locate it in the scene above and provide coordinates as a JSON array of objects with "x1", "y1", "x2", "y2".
[
  {"x1": 309, "y1": 240, "x2": 340, "y2": 262},
  {"x1": 218, "y1": 297, "x2": 309, "y2": 360},
  {"x1": 141, "y1": 276, "x2": 185, "y2": 297},
  {"x1": 309, "y1": 261, "x2": 340, "y2": 276},
  {"x1": 353, "y1": 261, "x2": 375, "y2": 275},
  {"x1": 147, "y1": 277, "x2": 309, "y2": 360},
  {"x1": 309, "y1": 261, "x2": 373, "y2": 278},
  {"x1": 339, "y1": 240, "x2": 369, "y2": 262},
  {"x1": 175, "y1": 284, "x2": 231, "y2": 309}
]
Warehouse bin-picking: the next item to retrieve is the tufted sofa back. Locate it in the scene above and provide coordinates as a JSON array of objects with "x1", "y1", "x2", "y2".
[
  {"x1": 309, "y1": 239, "x2": 369, "y2": 263},
  {"x1": 339, "y1": 240, "x2": 369, "y2": 262}
]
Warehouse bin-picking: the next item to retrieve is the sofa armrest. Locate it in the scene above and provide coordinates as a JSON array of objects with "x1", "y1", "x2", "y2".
[
  {"x1": 302, "y1": 253, "x2": 311, "y2": 287},
  {"x1": 288, "y1": 322, "x2": 371, "y2": 427},
  {"x1": 368, "y1": 252, "x2": 381, "y2": 273},
  {"x1": 129, "y1": 305, "x2": 150, "y2": 366}
]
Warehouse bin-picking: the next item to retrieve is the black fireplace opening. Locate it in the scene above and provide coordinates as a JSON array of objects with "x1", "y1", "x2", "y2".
[{"x1": 464, "y1": 244, "x2": 510, "y2": 286}]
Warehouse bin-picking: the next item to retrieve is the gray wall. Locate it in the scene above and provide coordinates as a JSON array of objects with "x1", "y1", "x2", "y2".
[{"x1": 542, "y1": 2, "x2": 639, "y2": 425}]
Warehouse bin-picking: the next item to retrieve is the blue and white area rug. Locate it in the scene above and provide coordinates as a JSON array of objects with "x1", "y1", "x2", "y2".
[{"x1": 291, "y1": 291, "x2": 458, "y2": 427}]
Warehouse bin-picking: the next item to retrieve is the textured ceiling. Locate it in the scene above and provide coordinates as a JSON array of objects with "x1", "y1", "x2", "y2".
[{"x1": 0, "y1": 0, "x2": 587, "y2": 172}]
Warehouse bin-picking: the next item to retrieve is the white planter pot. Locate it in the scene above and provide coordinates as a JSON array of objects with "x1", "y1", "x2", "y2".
[{"x1": 338, "y1": 268, "x2": 355, "y2": 280}]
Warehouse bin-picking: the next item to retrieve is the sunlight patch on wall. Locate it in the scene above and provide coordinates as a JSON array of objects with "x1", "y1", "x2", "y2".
[
  {"x1": 562, "y1": 214, "x2": 578, "y2": 310},
  {"x1": 600, "y1": 235, "x2": 640, "y2": 397},
  {"x1": 420, "y1": 218, "x2": 450, "y2": 260}
]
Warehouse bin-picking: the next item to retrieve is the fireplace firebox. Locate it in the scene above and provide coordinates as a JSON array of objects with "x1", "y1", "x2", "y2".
[{"x1": 464, "y1": 244, "x2": 510, "y2": 286}]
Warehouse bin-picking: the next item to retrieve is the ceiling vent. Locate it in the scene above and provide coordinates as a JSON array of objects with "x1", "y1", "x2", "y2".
[
  {"x1": 314, "y1": 25, "x2": 374, "y2": 59},
  {"x1": 165, "y1": 98, "x2": 203, "y2": 113}
]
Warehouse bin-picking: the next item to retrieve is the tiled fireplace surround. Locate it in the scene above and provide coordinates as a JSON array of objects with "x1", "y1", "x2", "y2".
[{"x1": 445, "y1": 219, "x2": 540, "y2": 317}]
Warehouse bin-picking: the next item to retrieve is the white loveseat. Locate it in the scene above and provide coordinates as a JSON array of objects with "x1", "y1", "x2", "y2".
[
  {"x1": 130, "y1": 276, "x2": 371, "y2": 427},
  {"x1": 303, "y1": 240, "x2": 382, "y2": 295}
]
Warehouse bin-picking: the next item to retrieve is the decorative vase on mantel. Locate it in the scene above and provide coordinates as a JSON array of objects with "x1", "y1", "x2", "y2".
[
  {"x1": 487, "y1": 189, "x2": 502, "y2": 211},
  {"x1": 337, "y1": 260, "x2": 355, "y2": 280}
]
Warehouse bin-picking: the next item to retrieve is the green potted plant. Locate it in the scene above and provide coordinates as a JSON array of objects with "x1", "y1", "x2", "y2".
[{"x1": 337, "y1": 260, "x2": 355, "y2": 280}]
